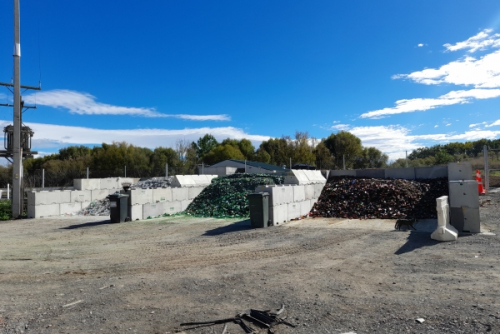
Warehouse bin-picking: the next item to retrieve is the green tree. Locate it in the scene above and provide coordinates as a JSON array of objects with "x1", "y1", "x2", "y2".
[
  {"x1": 203, "y1": 144, "x2": 245, "y2": 165},
  {"x1": 193, "y1": 134, "x2": 219, "y2": 160},
  {"x1": 354, "y1": 147, "x2": 388, "y2": 169},
  {"x1": 314, "y1": 141, "x2": 335, "y2": 169},
  {"x1": 324, "y1": 131, "x2": 363, "y2": 169}
]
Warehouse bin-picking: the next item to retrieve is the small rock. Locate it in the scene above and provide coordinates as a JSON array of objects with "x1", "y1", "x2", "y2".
[{"x1": 416, "y1": 318, "x2": 425, "y2": 323}]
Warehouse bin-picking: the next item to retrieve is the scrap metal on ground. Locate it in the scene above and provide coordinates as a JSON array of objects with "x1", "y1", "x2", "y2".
[
  {"x1": 310, "y1": 177, "x2": 449, "y2": 219},
  {"x1": 180, "y1": 304, "x2": 294, "y2": 333},
  {"x1": 185, "y1": 173, "x2": 284, "y2": 218},
  {"x1": 77, "y1": 197, "x2": 111, "y2": 216}
]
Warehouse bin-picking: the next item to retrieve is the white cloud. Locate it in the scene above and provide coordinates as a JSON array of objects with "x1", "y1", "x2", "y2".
[
  {"x1": 444, "y1": 29, "x2": 500, "y2": 53},
  {"x1": 325, "y1": 124, "x2": 500, "y2": 160},
  {"x1": 393, "y1": 51, "x2": 500, "y2": 88},
  {"x1": 445, "y1": 123, "x2": 451, "y2": 126},
  {"x1": 417, "y1": 43, "x2": 424, "y2": 47},
  {"x1": 486, "y1": 119, "x2": 500, "y2": 127},
  {"x1": 23, "y1": 90, "x2": 230, "y2": 121},
  {"x1": 0, "y1": 120, "x2": 269, "y2": 153},
  {"x1": 434, "y1": 125, "x2": 438, "y2": 128},
  {"x1": 330, "y1": 124, "x2": 350, "y2": 131},
  {"x1": 360, "y1": 88, "x2": 500, "y2": 119},
  {"x1": 469, "y1": 122, "x2": 488, "y2": 128}
]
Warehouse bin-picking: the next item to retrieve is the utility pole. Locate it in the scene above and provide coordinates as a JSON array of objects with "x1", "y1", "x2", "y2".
[
  {"x1": 12, "y1": 0, "x2": 23, "y2": 218},
  {"x1": 0, "y1": 0, "x2": 40, "y2": 217}
]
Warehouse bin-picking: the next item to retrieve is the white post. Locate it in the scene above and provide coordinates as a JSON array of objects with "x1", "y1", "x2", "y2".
[
  {"x1": 405, "y1": 151, "x2": 408, "y2": 168},
  {"x1": 202, "y1": 162, "x2": 204, "y2": 175},
  {"x1": 86, "y1": 167, "x2": 89, "y2": 179},
  {"x1": 7, "y1": 183, "x2": 10, "y2": 199},
  {"x1": 484, "y1": 145, "x2": 489, "y2": 192},
  {"x1": 42, "y1": 169, "x2": 44, "y2": 188}
]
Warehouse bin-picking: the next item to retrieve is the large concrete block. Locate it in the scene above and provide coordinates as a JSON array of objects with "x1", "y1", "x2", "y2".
[
  {"x1": 91, "y1": 189, "x2": 113, "y2": 202},
  {"x1": 448, "y1": 162, "x2": 473, "y2": 181},
  {"x1": 100, "y1": 178, "x2": 120, "y2": 190},
  {"x1": 60, "y1": 202, "x2": 82, "y2": 215},
  {"x1": 118, "y1": 177, "x2": 137, "y2": 186},
  {"x1": 287, "y1": 202, "x2": 301, "y2": 220},
  {"x1": 188, "y1": 186, "x2": 204, "y2": 200},
  {"x1": 304, "y1": 184, "x2": 315, "y2": 200},
  {"x1": 449, "y1": 181, "x2": 479, "y2": 208},
  {"x1": 152, "y1": 188, "x2": 172, "y2": 203},
  {"x1": 415, "y1": 166, "x2": 448, "y2": 179},
  {"x1": 255, "y1": 185, "x2": 293, "y2": 206},
  {"x1": 356, "y1": 169, "x2": 385, "y2": 179},
  {"x1": 129, "y1": 189, "x2": 153, "y2": 205},
  {"x1": 314, "y1": 183, "x2": 325, "y2": 198},
  {"x1": 172, "y1": 187, "x2": 188, "y2": 201},
  {"x1": 27, "y1": 191, "x2": 69, "y2": 205},
  {"x1": 385, "y1": 168, "x2": 416, "y2": 180},
  {"x1": 27, "y1": 204, "x2": 60, "y2": 218},
  {"x1": 329, "y1": 170, "x2": 356, "y2": 177},
  {"x1": 299, "y1": 199, "x2": 312, "y2": 216},
  {"x1": 463, "y1": 207, "x2": 480, "y2": 233},
  {"x1": 70, "y1": 190, "x2": 92, "y2": 203},
  {"x1": 293, "y1": 185, "x2": 305, "y2": 202},
  {"x1": 171, "y1": 175, "x2": 196, "y2": 187},
  {"x1": 269, "y1": 204, "x2": 287, "y2": 226},
  {"x1": 303, "y1": 170, "x2": 326, "y2": 184},
  {"x1": 143, "y1": 201, "x2": 182, "y2": 218},
  {"x1": 131, "y1": 204, "x2": 143, "y2": 221},
  {"x1": 74, "y1": 179, "x2": 100, "y2": 190},
  {"x1": 181, "y1": 199, "x2": 192, "y2": 211},
  {"x1": 284, "y1": 170, "x2": 310, "y2": 185}
]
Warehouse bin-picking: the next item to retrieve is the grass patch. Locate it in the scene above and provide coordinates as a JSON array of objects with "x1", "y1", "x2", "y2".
[{"x1": 0, "y1": 200, "x2": 12, "y2": 220}]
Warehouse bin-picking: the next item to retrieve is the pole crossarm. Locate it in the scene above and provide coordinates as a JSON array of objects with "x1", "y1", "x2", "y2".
[
  {"x1": 0, "y1": 103, "x2": 37, "y2": 109},
  {"x1": 0, "y1": 81, "x2": 41, "y2": 91}
]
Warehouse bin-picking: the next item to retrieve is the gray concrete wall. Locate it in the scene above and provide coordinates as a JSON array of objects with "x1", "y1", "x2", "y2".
[{"x1": 328, "y1": 166, "x2": 448, "y2": 180}]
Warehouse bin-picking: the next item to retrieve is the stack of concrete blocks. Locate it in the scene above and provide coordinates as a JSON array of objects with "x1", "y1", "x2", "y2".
[
  {"x1": 138, "y1": 175, "x2": 217, "y2": 220},
  {"x1": 329, "y1": 166, "x2": 448, "y2": 180},
  {"x1": 27, "y1": 177, "x2": 137, "y2": 218},
  {"x1": 447, "y1": 162, "x2": 480, "y2": 233},
  {"x1": 256, "y1": 170, "x2": 326, "y2": 226}
]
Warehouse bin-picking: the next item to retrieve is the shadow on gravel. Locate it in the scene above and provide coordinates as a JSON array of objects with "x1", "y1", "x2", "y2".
[
  {"x1": 395, "y1": 231, "x2": 440, "y2": 255},
  {"x1": 60, "y1": 220, "x2": 114, "y2": 230},
  {"x1": 203, "y1": 219, "x2": 252, "y2": 236}
]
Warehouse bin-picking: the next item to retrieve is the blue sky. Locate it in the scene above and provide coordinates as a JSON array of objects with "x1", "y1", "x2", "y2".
[{"x1": 1, "y1": 0, "x2": 500, "y2": 161}]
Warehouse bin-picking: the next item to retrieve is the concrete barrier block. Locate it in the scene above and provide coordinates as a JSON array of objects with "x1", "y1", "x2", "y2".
[
  {"x1": 304, "y1": 185, "x2": 315, "y2": 200},
  {"x1": 172, "y1": 187, "x2": 188, "y2": 201},
  {"x1": 356, "y1": 169, "x2": 385, "y2": 179},
  {"x1": 130, "y1": 189, "x2": 153, "y2": 205},
  {"x1": 287, "y1": 202, "x2": 301, "y2": 220},
  {"x1": 269, "y1": 204, "x2": 287, "y2": 226},
  {"x1": 448, "y1": 162, "x2": 473, "y2": 181},
  {"x1": 314, "y1": 183, "x2": 325, "y2": 198},
  {"x1": 293, "y1": 185, "x2": 305, "y2": 202},
  {"x1": 91, "y1": 189, "x2": 112, "y2": 202},
  {"x1": 449, "y1": 181, "x2": 479, "y2": 208},
  {"x1": 27, "y1": 191, "x2": 66, "y2": 205},
  {"x1": 70, "y1": 190, "x2": 92, "y2": 203},
  {"x1": 100, "y1": 178, "x2": 120, "y2": 190},
  {"x1": 171, "y1": 175, "x2": 196, "y2": 187},
  {"x1": 299, "y1": 199, "x2": 312, "y2": 216},
  {"x1": 415, "y1": 166, "x2": 448, "y2": 179},
  {"x1": 284, "y1": 170, "x2": 310, "y2": 185},
  {"x1": 143, "y1": 201, "x2": 182, "y2": 218},
  {"x1": 329, "y1": 170, "x2": 356, "y2": 177},
  {"x1": 188, "y1": 186, "x2": 204, "y2": 200},
  {"x1": 60, "y1": 202, "x2": 82, "y2": 215},
  {"x1": 27, "y1": 204, "x2": 60, "y2": 218},
  {"x1": 152, "y1": 188, "x2": 172, "y2": 203},
  {"x1": 181, "y1": 199, "x2": 192, "y2": 211},
  {"x1": 74, "y1": 179, "x2": 101, "y2": 190},
  {"x1": 385, "y1": 167, "x2": 416, "y2": 180},
  {"x1": 131, "y1": 204, "x2": 143, "y2": 221},
  {"x1": 117, "y1": 177, "x2": 136, "y2": 186}
]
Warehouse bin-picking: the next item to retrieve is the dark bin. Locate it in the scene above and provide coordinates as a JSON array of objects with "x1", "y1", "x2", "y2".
[
  {"x1": 108, "y1": 193, "x2": 129, "y2": 223},
  {"x1": 247, "y1": 192, "x2": 269, "y2": 228}
]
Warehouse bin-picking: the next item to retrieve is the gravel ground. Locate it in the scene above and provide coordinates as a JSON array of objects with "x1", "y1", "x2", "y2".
[{"x1": 0, "y1": 190, "x2": 499, "y2": 334}]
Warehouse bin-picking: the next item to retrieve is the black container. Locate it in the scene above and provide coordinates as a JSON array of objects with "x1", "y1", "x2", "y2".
[
  {"x1": 247, "y1": 192, "x2": 269, "y2": 228},
  {"x1": 108, "y1": 193, "x2": 130, "y2": 223}
]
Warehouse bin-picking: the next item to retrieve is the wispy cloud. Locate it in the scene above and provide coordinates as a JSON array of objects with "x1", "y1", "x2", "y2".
[
  {"x1": 330, "y1": 123, "x2": 350, "y2": 131},
  {"x1": 0, "y1": 120, "x2": 268, "y2": 153},
  {"x1": 365, "y1": 29, "x2": 500, "y2": 119},
  {"x1": 329, "y1": 124, "x2": 500, "y2": 160},
  {"x1": 360, "y1": 88, "x2": 500, "y2": 119},
  {"x1": 444, "y1": 29, "x2": 500, "y2": 53},
  {"x1": 23, "y1": 90, "x2": 230, "y2": 121},
  {"x1": 486, "y1": 119, "x2": 500, "y2": 127}
]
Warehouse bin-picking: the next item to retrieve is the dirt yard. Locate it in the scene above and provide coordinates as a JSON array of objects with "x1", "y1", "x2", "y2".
[{"x1": 1, "y1": 190, "x2": 499, "y2": 334}]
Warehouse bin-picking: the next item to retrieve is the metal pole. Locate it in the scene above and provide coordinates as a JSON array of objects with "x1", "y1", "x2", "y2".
[
  {"x1": 42, "y1": 169, "x2": 44, "y2": 188},
  {"x1": 484, "y1": 145, "x2": 489, "y2": 192},
  {"x1": 245, "y1": 160, "x2": 247, "y2": 173},
  {"x1": 405, "y1": 151, "x2": 408, "y2": 168},
  {"x1": 87, "y1": 167, "x2": 89, "y2": 179},
  {"x1": 289, "y1": 158, "x2": 291, "y2": 170},
  {"x1": 7, "y1": 183, "x2": 10, "y2": 199},
  {"x1": 202, "y1": 162, "x2": 204, "y2": 175},
  {"x1": 12, "y1": 0, "x2": 22, "y2": 218},
  {"x1": 124, "y1": 165, "x2": 126, "y2": 177},
  {"x1": 343, "y1": 155, "x2": 345, "y2": 170},
  {"x1": 165, "y1": 163, "x2": 168, "y2": 178}
]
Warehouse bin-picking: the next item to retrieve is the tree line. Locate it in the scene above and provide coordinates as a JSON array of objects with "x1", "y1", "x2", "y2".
[{"x1": 0, "y1": 131, "x2": 497, "y2": 188}]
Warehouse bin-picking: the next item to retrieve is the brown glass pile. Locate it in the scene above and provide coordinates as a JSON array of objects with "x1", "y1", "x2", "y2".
[{"x1": 310, "y1": 177, "x2": 448, "y2": 219}]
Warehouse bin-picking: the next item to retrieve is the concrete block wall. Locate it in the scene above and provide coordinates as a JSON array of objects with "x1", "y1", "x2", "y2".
[
  {"x1": 74, "y1": 177, "x2": 139, "y2": 191},
  {"x1": 255, "y1": 183, "x2": 325, "y2": 225},
  {"x1": 328, "y1": 166, "x2": 448, "y2": 180}
]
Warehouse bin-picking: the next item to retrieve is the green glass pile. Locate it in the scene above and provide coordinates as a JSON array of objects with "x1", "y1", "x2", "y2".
[{"x1": 185, "y1": 173, "x2": 284, "y2": 218}]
